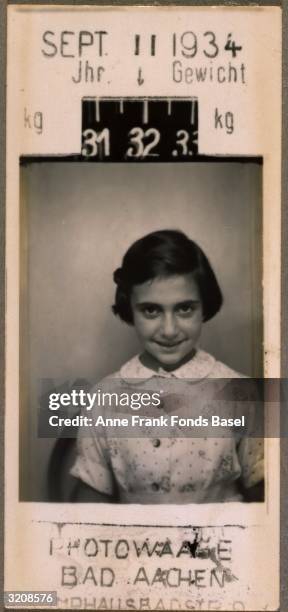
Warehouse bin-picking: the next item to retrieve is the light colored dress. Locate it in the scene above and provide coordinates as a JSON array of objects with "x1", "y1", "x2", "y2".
[{"x1": 70, "y1": 350, "x2": 264, "y2": 504}]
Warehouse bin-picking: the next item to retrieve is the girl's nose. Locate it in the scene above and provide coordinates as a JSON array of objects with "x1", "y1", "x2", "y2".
[{"x1": 161, "y1": 313, "x2": 179, "y2": 338}]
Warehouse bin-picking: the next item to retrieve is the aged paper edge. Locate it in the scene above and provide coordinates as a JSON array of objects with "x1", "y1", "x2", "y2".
[
  {"x1": 5, "y1": 0, "x2": 282, "y2": 6},
  {"x1": 1, "y1": 1, "x2": 286, "y2": 611},
  {"x1": 1, "y1": 1, "x2": 6, "y2": 611}
]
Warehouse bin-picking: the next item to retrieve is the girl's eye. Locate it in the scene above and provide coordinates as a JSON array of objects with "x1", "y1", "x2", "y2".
[
  {"x1": 177, "y1": 304, "x2": 197, "y2": 316},
  {"x1": 142, "y1": 306, "x2": 160, "y2": 318}
]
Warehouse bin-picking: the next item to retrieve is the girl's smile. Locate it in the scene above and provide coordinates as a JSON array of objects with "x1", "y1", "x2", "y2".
[{"x1": 131, "y1": 274, "x2": 203, "y2": 371}]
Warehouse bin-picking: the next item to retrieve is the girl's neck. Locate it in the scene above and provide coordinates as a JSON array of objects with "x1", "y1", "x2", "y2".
[{"x1": 139, "y1": 348, "x2": 197, "y2": 373}]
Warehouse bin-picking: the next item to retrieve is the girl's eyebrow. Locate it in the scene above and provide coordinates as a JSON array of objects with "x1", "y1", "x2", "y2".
[
  {"x1": 175, "y1": 300, "x2": 201, "y2": 306},
  {"x1": 134, "y1": 299, "x2": 201, "y2": 308},
  {"x1": 134, "y1": 301, "x2": 161, "y2": 308}
]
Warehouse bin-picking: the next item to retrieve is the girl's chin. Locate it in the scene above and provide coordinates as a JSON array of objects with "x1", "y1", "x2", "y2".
[{"x1": 142, "y1": 346, "x2": 197, "y2": 371}]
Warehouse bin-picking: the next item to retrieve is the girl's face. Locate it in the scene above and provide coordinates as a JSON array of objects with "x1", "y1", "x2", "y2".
[{"x1": 131, "y1": 274, "x2": 203, "y2": 371}]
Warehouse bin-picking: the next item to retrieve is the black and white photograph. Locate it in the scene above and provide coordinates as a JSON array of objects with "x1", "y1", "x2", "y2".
[{"x1": 20, "y1": 159, "x2": 264, "y2": 505}]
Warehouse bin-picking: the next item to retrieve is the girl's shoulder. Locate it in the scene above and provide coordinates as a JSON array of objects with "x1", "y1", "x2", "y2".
[
  {"x1": 182, "y1": 350, "x2": 247, "y2": 379},
  {"x1": 209, "y1": 357, "x2": 247, "y2": 379},
  {"x1": 90, "y1": 356, "x2": 147, "y2": 391}
]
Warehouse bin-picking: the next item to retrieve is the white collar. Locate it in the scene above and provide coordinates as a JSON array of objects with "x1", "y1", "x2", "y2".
[{"x1": 120, "y1": 349, "x2": 216, "y2": 382}]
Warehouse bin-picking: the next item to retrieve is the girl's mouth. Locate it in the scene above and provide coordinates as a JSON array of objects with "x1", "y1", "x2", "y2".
[{"x1": 154, "y1": 340, "x2": 185, "y2": 348}]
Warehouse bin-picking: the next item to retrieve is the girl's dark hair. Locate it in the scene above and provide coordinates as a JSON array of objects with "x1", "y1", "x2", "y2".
[{"x1": 112, "y1": 230, "x2": 223, "y2": 324}]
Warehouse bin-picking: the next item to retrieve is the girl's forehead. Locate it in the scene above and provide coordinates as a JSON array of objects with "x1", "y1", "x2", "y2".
[{"x1": 131, "y1": 274, "x2": 201, "y2": 303}]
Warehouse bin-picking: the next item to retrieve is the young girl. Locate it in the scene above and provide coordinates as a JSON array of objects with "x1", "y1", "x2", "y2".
[{"x1": 70, "y1": 230, "x2": 264, "y2": 504}]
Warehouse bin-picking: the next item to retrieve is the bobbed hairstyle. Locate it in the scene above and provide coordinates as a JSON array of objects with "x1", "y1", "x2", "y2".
[{"x1": 112, "y1": 230, "x2": 223, "y2": 325}]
